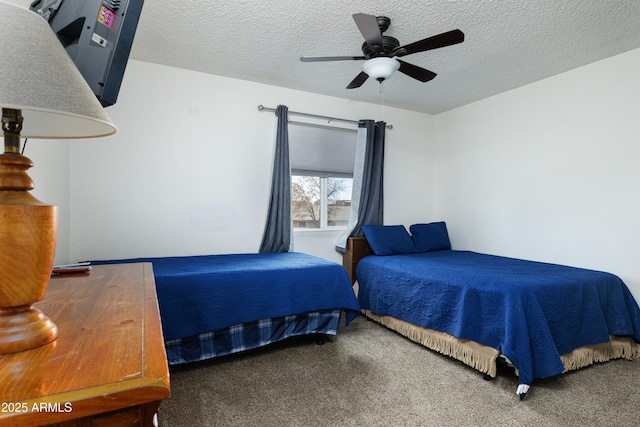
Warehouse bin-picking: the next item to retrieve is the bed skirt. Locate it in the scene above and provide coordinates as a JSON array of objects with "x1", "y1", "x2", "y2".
[
  {"x1": 361, "y1": 309, "x2": 639, "y2": 379},
  {"x1": 165, "y1": 309, "x2": 341, "y2": 365}
]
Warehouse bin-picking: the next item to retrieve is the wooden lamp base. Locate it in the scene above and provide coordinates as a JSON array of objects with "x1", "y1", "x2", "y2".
[
  {"x1": 0, "y1": 151, "x2": 59, "y2": 354},
  {"x1": 0, "y1": 306, "x2": 58, "y2": 354}
]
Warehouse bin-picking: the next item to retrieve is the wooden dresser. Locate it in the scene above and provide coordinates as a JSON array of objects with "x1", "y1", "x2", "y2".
[
  {"x1": 0, "y1": 263, "x2": 170, "y2": 427},
  {"x1": 342, "y1": 237, "x2": 373, "y2": 284}
]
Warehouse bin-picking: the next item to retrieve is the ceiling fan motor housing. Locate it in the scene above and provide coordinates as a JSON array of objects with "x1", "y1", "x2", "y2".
[
  {"x1": 361, "y1": 16, "x2": 405, "y2": 58},
  {"x1": 362, "y1": 36, "x2": 401, "y2": 57}
]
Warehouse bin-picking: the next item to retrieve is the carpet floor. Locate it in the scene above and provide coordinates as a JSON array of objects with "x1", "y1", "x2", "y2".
[{"x1": 158, "y1": 314, "x2": 640, "y2": 426}]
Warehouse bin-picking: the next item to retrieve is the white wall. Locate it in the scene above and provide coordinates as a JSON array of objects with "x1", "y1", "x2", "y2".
[
  {"x1": 433, "y1": 48, "x2": 640, "y2": 300},
  {"x1": 67, "y1": 60, "x2": 434, "y2": 263}
]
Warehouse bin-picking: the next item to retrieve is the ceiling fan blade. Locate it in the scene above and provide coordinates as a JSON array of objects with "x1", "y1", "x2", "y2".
[
  {"x1": 353, "y1": 13, "x2": 383, "y2": 47},
  {"x1": 397, "y1": 60, "x2": 437, "y2": 82},
  {"x1": 347, "y1": 71, "x2": 369, "y2": 89},
  {"x1": 395, "y1": 29, "x2": 465, "y2": 57},
  {"x1": 300, "y1": 55, "x2": 366, "y2": 62}
]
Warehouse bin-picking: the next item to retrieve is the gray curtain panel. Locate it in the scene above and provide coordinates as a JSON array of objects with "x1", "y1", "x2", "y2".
[
  {"x1": 335, "y1": 119, "x2": 385, "y2": 252},
  {"x1": 259, "y1": 105, "x2": 291, "y2": 253}
]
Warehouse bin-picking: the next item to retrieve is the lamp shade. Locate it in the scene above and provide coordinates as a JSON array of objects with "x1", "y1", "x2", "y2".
[
  {"x1": 1, "y1": 1, "x2": 117, "y2": 354},
  {"x1": 0, "y1": 1, "x2": 117, "y2": 139},
  {"x1": 362, "y1": 57, "x2": 400, "y2": 81}
]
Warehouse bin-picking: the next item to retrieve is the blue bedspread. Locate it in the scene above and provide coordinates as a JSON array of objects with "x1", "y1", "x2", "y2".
[
  {"x1": 356, "y1": 250, "x2": 640, "y2": 386},
  {"x1": 94, "y1": 252, "x2": 360, "y2": 341}
]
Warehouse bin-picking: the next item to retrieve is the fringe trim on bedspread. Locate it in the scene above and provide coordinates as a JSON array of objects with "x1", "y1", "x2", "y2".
[
  {"x1": 361, "y1": 309, "x2": 501, "y2": 378},
  {"x1": 360, "y1": 309, "x2": 639, "y2": 379},
  {"x1": 560, "y1": 336, "x2": 640, "y2": 373}
]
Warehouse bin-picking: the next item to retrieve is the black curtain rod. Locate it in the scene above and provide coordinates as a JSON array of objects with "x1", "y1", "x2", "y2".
[{"x1": 257, "y1": 105, "x2": 393, "y2": 129}]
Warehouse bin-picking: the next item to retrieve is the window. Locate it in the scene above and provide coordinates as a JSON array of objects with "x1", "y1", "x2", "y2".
[
  {"x1": 288, "y1": 122, "x2": 357, "y2": 230},
  {"x1": 292, "y1": 175, "x2": 352, "y2": 229}
]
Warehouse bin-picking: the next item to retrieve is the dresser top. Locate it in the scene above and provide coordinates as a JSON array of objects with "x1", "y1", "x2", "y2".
[{"x1": 0, "y1": 263, "x2": 170, "y2": 425}]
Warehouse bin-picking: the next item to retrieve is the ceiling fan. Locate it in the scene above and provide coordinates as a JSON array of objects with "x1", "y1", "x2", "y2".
[{"x1": 300, "y1": 13, "x2": 464, "y2": 89}]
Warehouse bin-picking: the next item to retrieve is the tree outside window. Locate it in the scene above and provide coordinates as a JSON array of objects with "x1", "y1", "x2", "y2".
[{"x1": 292, "y1": 175, "x2": 352, "y2": 229}]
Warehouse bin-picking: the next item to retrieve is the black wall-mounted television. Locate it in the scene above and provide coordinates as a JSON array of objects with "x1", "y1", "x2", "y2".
[{"x1": 30, "y1": 0, "x2": 145, "y2": 107}]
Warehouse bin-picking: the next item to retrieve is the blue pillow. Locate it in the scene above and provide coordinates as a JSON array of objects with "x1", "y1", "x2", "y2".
[
  {"x1": 362, "y1": 225, "x2": 416, "y2": 255},
  {"x1": 410, "y1": 222, "x2": 451, "y2": 252}
]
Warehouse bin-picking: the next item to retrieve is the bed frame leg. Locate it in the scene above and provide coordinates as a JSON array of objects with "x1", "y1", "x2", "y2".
[
  {"x1": 483, "y1": 374, "x2": 492, "y2": 381},
  {"x1": 316, "y1": 338, "x2": 325, "y2": 346}
]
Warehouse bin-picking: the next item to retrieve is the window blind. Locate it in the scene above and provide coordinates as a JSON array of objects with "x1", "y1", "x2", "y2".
[{"x1": 288, "y1": 122, "x2": 357, "y2": 178}]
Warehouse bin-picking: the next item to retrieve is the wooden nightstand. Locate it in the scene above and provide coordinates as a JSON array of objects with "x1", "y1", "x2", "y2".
[
  {"x1": 0, "y1": 263, "x2": 170, "y2": 427},
  {"x1": 343, "y1": 236, "x2": 373, "y2": 284}
]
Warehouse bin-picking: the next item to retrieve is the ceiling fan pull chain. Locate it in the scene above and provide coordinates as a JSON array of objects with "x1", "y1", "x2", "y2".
[{"x1": 380, "y1": 81, "x2": 385, "y2": 121}]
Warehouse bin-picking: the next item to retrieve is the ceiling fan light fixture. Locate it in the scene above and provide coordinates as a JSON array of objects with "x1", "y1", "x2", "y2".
[{"x1": 362, "y1": 57, "x2": 400, "y2": 82}]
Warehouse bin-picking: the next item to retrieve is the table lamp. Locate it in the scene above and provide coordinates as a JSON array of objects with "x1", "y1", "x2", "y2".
[{"x1": 0, "y1": 1, "x2": 117, "y2": 354}]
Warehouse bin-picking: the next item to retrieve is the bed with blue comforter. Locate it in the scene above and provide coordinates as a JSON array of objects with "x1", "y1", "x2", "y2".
[
  {"x1": 353, "y1": 223, "x2": 640, "y2": 399},
  {"x1": 93, "y1": 252, "x2": 360, "y2": 365}
]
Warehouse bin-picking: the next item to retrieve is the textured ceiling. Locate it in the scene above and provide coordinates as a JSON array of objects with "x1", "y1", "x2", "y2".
[{"x1": 12, "y1": 0, "x2": 640, "y2": 114}]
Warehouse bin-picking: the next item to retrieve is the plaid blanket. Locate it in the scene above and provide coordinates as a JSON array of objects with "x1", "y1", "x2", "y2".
[{"x1": 165, "y1": 310, "x2": 341, "y2": 365}]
